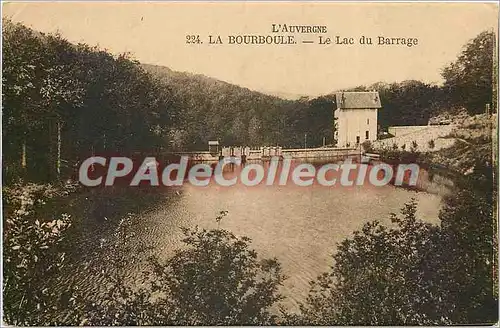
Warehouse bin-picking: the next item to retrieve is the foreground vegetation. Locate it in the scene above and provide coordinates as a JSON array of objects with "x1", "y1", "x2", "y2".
[{"x1": 3, "y1": 160, "x2": 496, "y2": 325}]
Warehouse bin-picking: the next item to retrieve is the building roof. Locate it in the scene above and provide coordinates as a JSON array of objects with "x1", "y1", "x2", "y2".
[
  {"x1": 208, "y1": 140, "x2": 219, "y2": 145},
  {"x1": 335, "y1": 91, "x2": 382, "y2": 109}
]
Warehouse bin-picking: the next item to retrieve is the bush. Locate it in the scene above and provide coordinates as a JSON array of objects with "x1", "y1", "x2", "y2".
[
  {"x1": 70, "y1": 212, "x2": 286, "y2": 326},
  {"x1": 294, "y1": 199, "x2": 447, "y2": 325},
  {"x1": 293, "y1": 163, "x2": 497, "y2": 325},
  {"x1": 153, "y1": 226, "x2": 286, "y2": 325},
  {"x1": 436, "y1": 174, "x2": 497, "y2": 323},
  {"x1": 5, "y1": 172, "x2": 495, "y2": 325},
  {"x1": 361, "y1": 140, "x2": 373, "y2": 153},
  {"x1": 428, "y1": 139, "x2": 435, "y2": 149},
  {"x1": 410, "y1": 140, "x2": 419, "y2": 152},
  {"x1": 3, "y1": 183, "x2": 76, "y2": 325}
]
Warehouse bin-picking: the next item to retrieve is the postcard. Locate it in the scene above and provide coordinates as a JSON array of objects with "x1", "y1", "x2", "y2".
[{"x1": 2, "y1": 2, "x2": 498, "y2": 326}]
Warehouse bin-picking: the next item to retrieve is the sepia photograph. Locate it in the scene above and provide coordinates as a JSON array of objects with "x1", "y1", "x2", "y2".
[{"x1": 1, "y1": 1, "x2": 499, "y2": 326}]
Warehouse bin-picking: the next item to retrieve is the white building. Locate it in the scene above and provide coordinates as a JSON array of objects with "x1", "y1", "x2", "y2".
[{"x1": 334, "y1": 91, "x2": 381, "y2": 147}]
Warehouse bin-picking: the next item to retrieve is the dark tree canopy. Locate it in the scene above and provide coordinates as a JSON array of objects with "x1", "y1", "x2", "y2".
[
  {"x1": 143, "y1": 64, "x2": 335, "y2": 150},
  {"x1": 442, "y1": 31, "x2": 496, "y2": 115},
  {"x1": 2, "y1": 20, "x2": 176, "y2": 182}
]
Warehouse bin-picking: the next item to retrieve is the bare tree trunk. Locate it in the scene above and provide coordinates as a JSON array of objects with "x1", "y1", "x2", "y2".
[
  {"x1": 90, "y1": 144, "x2": 95, "y2": 172},
  {"x1": 21, "y1": 138, "x2": 27, "y2": 169},
  {"x1": 57, "y1": 121, "x2": 61, "y2": 177}
]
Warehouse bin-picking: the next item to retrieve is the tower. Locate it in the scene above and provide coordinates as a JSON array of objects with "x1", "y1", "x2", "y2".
[{"x1": 334, "y1": 91, "x2": 381, "y2": 148}]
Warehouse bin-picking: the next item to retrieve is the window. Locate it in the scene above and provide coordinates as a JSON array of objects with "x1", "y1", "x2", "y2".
[
  {"x1": 367, "y1": 118, "x2": 370, "y2": 125},
  {"x1": 366, "y1": 131, "x2": 369, "y2": 139},
  {"x1": 356, "y1": 136, "x2": 360, "y2": 144}
]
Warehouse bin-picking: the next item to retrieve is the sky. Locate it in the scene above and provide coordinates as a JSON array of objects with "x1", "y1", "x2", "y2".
[{"x1": 3, "y1": 2, "x2": 498, "y2": 98}]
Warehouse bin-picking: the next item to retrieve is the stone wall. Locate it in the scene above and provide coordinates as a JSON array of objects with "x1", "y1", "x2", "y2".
[
  {"x1": 388, "y1": 125, "x2": 429, "y2": 137},
  {"x1": 375, "y1": 125, "x2": 456, "y2": 152},
  {"x1": 281, "y1": 147, "x2": 359, "y2": 159}
]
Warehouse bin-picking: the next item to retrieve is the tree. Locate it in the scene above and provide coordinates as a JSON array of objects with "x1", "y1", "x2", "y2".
[
  {"x1": 293, "y1": 159, "x2": 497, "y2": 326},
  {"x1": 2, "y1": 21, "x2": 177, "y2": 182},
  {"x1": 436, "y1": 168, "x2": 497, "y2": 323},
  {"x1": 68, "y1": 214, "x2": 286, "y2": 326},
  {"x1": 442, "y1": 31, "x2": 495, "y2": 114},
  {"x1": 293, "y1": 199, "x2": 447, "y2": 325},
  {"x1": 150, "y1": 226, "x2": 286, "y2": 325},
  {"x1": 2, "y1": 20, "x2": 50, "y2": 180}
]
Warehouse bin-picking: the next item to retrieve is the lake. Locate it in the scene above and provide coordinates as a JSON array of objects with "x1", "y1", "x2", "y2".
[{"x1": 98, "y1": 159, "x2": 446, "y2": 311}]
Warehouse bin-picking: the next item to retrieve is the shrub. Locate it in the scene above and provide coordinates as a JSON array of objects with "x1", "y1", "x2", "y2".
[
  {"x1": 70, "y1": 213, "x2": 286, "y2": 326},
  {"x1": 150, "y1": 226, "x2": 286, "y2": 325},
  {"x1": 436, "y1": 174, "x2": 497, "y2": 323},
  {"x1": 3, "y1": 183, "x2": 76, "y2": 325},
  {"x1": 294, "y1": 199, "x2": 447, "y2": 325},
  {"x1": 428, "y1": 139, "x2": 435, "y2": 149},
  {"x1": 294, "y1": 164, "x2": 497, "y2": 326},
  {"x1": 410, "y1": 140, "x2": 419, "y2": 152},
  {"x1": 361, "y1": 140, "x2": 372, "y2": 152}
]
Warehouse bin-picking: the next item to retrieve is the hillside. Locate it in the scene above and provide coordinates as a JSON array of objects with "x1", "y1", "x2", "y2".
[
  {"x1": 373, "y1": 113, "x2": 495, "y2": 176},
  {"x1": 142, "y1": 64, "x2": 334, "y2": 150},
  {"x1": 138, "y1": 28, "x2": 496, "y2": 151},
  {"x1": 427, "y1": 114, "x2": 496, "y2": 174}
]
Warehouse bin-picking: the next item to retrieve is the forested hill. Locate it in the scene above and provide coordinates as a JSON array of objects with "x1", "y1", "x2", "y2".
[
  {"x1": 142, "y1": 63, "x2": 334, "y2": 150},
  {"x1": 2, "y1": 19, "x2": 495, "y2": 183},
  {"x1": 2, "y1": 19, "x2": 334, "y2": 182},
  {"x1": 143, "y1": 29, "x2": 495, "y2": 151}
]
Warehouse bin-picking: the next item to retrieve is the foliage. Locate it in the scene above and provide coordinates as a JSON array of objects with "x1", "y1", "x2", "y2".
[
  {"x1": 66, "y1": 214, "x2": 286, "y2": 326},
  {"x1": 442, "y1": 31, "x2": 496, "y2": 115},
  {"x1": 424, "y1": 114, "x2": 494, "y2": 175},
  {"x1": 361, "y1": 140, "x2": 372, "y2": 152},
  {"x1": 345, "y1": 31, "x2": 495, "y2": 126},
  {"x1": 2, "y1": 20, "x2": 177, "y2": 183},
  {"x1": 436, "y1": 174, "x2": 497, "y2": 323},
  {"x1": 2, "y1": 182, "x2": 77, "y2": 325},
  {"x1": 3, "y1": 21, "x2": 495, "y2": 183},
  {"x1": 2, "y1": 22, "x2": 496, "y2": 326},
  {"x1": 151, "y1": 226, "x2": 286, "y2": 325},
  {"x1": 291, "y1": 155, "x2": 496, "y2": 325},
  {"x1": 291, "y1": 200, "x2": 447, "y2": 325},
  {"x1": 144, "y1": 64, "x2": 335, "y2": 150},
  {"x1": 3, "y1": 175, "x2": 496, "y2": 326},
  {"x1": 345, "y1": 80, "x2": 445, "y2": 128}
]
